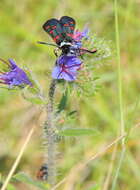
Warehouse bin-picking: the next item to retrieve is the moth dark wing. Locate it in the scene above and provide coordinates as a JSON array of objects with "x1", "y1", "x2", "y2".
[
  {"x1": 60, "y1": 16, "x2": 76, "y2": 42},
  {"x1": 43, "y1": 18, "x2": 64, "y2": 45},
  {"x1": 37, "y1": 165, "x2": 48, "y2": 181}
]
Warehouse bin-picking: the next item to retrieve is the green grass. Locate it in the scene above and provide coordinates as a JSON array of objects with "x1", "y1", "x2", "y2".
[{"x1": 111, "y1": 0, "x2": 125, "y2": 189}]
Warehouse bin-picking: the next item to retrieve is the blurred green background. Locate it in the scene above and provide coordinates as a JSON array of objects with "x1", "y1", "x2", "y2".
[{"x1": 0, "y1": 0, "x2": 140, "y2": 189}]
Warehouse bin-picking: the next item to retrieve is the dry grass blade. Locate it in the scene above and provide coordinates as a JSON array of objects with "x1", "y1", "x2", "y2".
[
  {"x1": 51, "y1": 134, "x2": 126, "y2": 190},
  {"x1": 102, "y1": 143, "x2": 118, "y2": 190},
  {"x1": 1, "y1": 125, "x2": 36, "y2": 190}
]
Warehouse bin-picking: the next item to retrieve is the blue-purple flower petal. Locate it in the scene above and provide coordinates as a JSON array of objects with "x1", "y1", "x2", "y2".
[
  {"x1": 8, "y1": 59, "x2": 17, "y2": 69},
  {"x1": 52, "y1": 55, "x2": 82, "y2": 81},
  {"x1": 73, "y1": 27, "x2": 89, "y2": 42},
  {"x1": 0, "y1": 59, "x2": 32, "y2": 87}
]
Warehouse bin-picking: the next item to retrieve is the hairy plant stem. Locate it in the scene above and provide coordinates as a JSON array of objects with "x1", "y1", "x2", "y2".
[{"x1": 43, "y1": 79, "x2": 57, "y2": 186}]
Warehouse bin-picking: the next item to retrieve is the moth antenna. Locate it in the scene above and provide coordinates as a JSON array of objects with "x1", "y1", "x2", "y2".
[{"x1": 37, "y1": 41, "x2": 59, "y2": 48}]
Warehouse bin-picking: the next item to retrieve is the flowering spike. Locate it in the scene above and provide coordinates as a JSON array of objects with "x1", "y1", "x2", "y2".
[{"x1": 0, "y1": 59, "x2": 32, "y2": 88}]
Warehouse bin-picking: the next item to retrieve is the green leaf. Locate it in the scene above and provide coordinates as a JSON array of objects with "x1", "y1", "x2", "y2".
[
  {"x1": 57, "y1": 89, "x2": 68, "y2": 113},
  {"x1": 93, "y1": 76, "x2": 100, "y2": 81},
  {"x1": 7, "y1": 184, "x2": 16, "y2": 190},
  {"x1": 58, "y1": 128, "x2": 98, "y2": 136},
  {"x1": 67, "y1": 110, "x2": 77, "y2": 116},
  {"x1": 12, "y1": 172, "x2": 48, "y2": 190},
  {"x1": 21, "y1": 86, "x2": 46, "y2": 105},
  {"x1": 24, "y1": 96, "x2": 46, "y2": 105},
  {"x1": 87, "y1": 184, "x2": 100, "y2": 190}
]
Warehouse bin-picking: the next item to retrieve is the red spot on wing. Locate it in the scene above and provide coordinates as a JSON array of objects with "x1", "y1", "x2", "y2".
[
  {"x1": 45, "y1": 25, "x2": 50, "y2": 30},
  {"x1": 49, "y1": 30, "x2": 53, "y2": 34},
  {"x1": 70, "y1": 26, "x2": 74, "y2": 30},
  {"x1": 64, "y1": 23, "x2": 69, "y2": 26},
  {"x1": 53, "y1": 35, "x2": 60, "y2": 41},
  {"x1": 52, "y1": 25, "x2": 57, "y2": 29},
  {"x1": 66, "y1": 33, "x2": 73, "y2": 37}
]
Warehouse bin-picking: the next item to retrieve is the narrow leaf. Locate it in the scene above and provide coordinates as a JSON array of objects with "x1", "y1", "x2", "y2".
[
  {"x1": 67, "y1": 110, "x2": 77, "y2": 116},
  {"x1": 12, "y1": 172, "x2": 48, "y2": 190},
  {"x1": 87, "y1": 184, "x2": 100, "y2": 190},
  {"x1": 57, "y1": 89, "x2": 68, "y2": 113},
  {"x1": 59, "y1": 128, "x2": 98, "y2": 136},
  {"x1": 7, "y1": 184, "x2": 16, "y2": 190},
  {"x1": 24, "y1": 96, "x2": 46, "y2": 105}
]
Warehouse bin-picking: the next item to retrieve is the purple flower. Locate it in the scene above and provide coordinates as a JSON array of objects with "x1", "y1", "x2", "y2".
[
  {"x1": 73, "y1": 27, "x2": 89, "y2": 41},
  {"x1": 0, "y1": 59, "x2": 32, "y2": 88},
  {"x1": 72, "y1": 27, "x2": 89, "y2": 49},
  {"x1": 52, "y1": 55, "x2": 82, "y2": 81}
]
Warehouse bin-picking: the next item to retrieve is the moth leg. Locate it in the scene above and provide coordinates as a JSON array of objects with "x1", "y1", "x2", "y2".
[
  {"x1": 80, "y1": 54, "x2": 84, "y2": 60},
  {"x1": 54, "y1": 48, "x2": 60, "y2": 57},
  {"x1": 78, "y1": 49, "x2": 84, "y2": 59}
]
